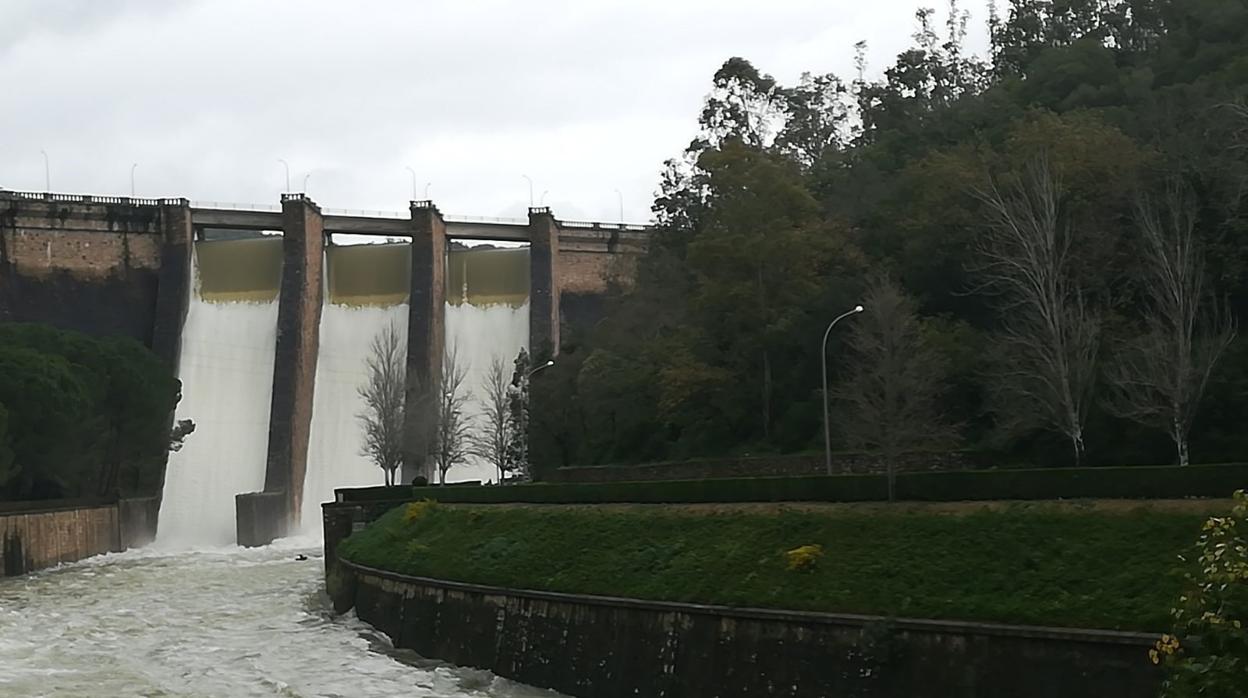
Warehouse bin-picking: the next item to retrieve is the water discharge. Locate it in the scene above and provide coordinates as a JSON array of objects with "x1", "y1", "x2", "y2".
[
  {"x1": 444, "y1": 246, "x2": 530, "y2": 484},
  {"x1": 301, "y1": 243, "x2": 411, "y2": 533},
  {"x1": 0, "y1": 542, "x2": 561, "y2": 697},
  {"x1": 159, "y1": 239, "x2": 282, "y2": 546}
]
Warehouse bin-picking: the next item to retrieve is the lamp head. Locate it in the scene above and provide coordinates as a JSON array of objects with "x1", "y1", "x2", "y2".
[
  {"x1": 545, "y1": 359, "x2": 555, "y2": 367},
  {"x1": 854, "y1": 305, "x2": 864, "y2": 313}
]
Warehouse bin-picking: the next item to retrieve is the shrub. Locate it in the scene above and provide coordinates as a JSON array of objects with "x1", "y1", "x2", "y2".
[
  {"x1": 403, "y1": 499, "x2": 438, "y2": 524},
  {"x1": 785, "y1": 544, "x2": 824, "y2": 572},
  {"x1": 334, "y1": 463, "x2": 1248, "y2": 506},
  {"x1": 1158, "y1": 490, "x2": 1248, "y2": 697}
]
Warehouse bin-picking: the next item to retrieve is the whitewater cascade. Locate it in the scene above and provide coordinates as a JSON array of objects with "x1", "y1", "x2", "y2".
[
  {"x1": 157, "y1": 238, "x2": 282, "y2": 546},
  {"x1": 443, "y1": 246, "x2": 530, "y2": 484},
  {"x1": 300, "y1": 243, "x2": 411, "y2": 533}
]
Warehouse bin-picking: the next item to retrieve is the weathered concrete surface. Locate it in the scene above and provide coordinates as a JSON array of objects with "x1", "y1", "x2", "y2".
[
  {"x1": 338, "y1": 559, "x2": 1161, "y2": 698},
  {"x1": 262, "y1": 194, "x2": 324, "y2": 536},
  {"x1": 0, "y1": 500, "x2": 120, "y2": 576},
  {"x1": 117, "y1": 496, "x2": 161, "y2": 549},
  {"x1": 235, "y1": 490, "x2": 289, "y2": 548},
  {"x1": 403, "y1": 202, "x2": 447, "y2": 485}
]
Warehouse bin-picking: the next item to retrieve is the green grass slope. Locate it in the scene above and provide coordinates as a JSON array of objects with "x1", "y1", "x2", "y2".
[{"x1": 336, "y1": 500, "x2": 1225, "y2": 632}]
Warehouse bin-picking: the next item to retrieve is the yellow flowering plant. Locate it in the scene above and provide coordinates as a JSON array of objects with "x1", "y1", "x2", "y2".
[
  {"x1": 785, "y1": 544, "x2": 824, "y2": 572},
  {"x1": 1158, "y1": 490, "x2": 1248, "y2": 697}
]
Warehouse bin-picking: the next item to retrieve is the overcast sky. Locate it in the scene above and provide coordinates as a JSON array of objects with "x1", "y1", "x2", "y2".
[{"x1": 0, "y1": 1, "x2": 989, "y2": 223}]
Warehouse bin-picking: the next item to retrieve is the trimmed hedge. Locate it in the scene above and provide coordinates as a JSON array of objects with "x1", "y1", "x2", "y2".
[{"x1": 334, "y1": 463, "x2": 1248, "y2": 505}]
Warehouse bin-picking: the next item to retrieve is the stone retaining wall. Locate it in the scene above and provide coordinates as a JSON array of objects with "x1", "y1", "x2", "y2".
[{"x1": 333, "y1": 558, "x2": 1161, "y2": 698}]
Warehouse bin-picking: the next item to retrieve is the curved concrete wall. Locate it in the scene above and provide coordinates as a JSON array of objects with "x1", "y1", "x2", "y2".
[{"x1": 333, "y1": 558, "x2": 1161, "y2": 698}]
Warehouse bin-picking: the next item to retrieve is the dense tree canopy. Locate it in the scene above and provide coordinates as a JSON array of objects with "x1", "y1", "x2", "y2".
[
  {"x1": 534, "y1": 0, "x2": 1248, "y2": 471},
  {"x1": 0, "y1": 324, "x2": 180, "y2": 500}
]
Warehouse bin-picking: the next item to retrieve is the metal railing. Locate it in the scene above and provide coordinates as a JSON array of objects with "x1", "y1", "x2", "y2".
[
  {"x1": 560, "y1": 219, "x2": 651, "y2": 231},
  {"x1": 190, "y1": 199, "x2": 280, "y2": 212},
  {"x1": 444, "y1": 213, "x2": 528, "y2": 225},
  {"x1": 323, "y1": 206, "x2": 406, "y2": 219}
]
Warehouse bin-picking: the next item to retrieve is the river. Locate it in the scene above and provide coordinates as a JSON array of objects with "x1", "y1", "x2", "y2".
[{"x1": 0, "y1": 539, "x2": 560, "y2": 697}]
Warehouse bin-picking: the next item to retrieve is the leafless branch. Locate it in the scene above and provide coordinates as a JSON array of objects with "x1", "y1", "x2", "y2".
[
  {"x1": 973, "y1": 155, "x2": 1102, "y2": 464},
  {"x1": 358, "y1": 322, "x2": 406, "y2": 486},
  {"x1": 1105, "y1": 183, "x2": 1236, "y2": 465}
]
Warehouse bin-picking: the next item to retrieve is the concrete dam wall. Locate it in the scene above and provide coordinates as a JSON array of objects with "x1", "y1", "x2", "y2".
[{"x1": 0, "y1": 190, "x2": 646, "y2": 547}]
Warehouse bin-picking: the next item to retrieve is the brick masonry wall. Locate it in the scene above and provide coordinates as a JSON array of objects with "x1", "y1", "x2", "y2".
[
  {"x1": 1, "y1": 198, "x2": 163, "y2": 273},
  {"x1": 0, "y1": 196, "x2": 171, "y2": 347},
  {"x1": 555, "y1": 228, "x2": 643, "y2": 294},
  {"x1": 547, "y1": 451, "x2": 987, "y2": 483}
]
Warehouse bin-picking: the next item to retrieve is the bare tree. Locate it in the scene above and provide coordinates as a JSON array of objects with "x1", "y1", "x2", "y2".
[
  {"x1": 470, "y1": 355, "x2": 512, "y2": 483},
  {"x1": 975, "y1": 156, "x2": 1102, "y2": 465},
  {"x1": 358, "y1": 322, "x2": 405, "y2": 486},
  {"x1": 430, "y1": 343, "x2": 472, "y2": 484},
  {"x1": 837, "y1": 276, "x2": 956, "y2": 500},
  {"x1": 1105, "y1": 184, "x2": 1236, "y2": 466}
]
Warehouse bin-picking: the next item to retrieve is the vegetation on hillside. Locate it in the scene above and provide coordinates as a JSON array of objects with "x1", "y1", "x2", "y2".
[
  {"x1": 338, "y1": 500, "x2": 1225, "y2": 631},
  {"x1": 531, "y1": 0, "x2": 1248, "y2": 475},
  {"x1": 0, "y1": 323, "x2": 181, "y2": 500}
]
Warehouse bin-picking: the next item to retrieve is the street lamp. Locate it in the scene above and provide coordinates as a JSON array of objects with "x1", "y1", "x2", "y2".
[
  {"x1": 40, "y1": 149, "x2": 50, "y2": 191},
  {"x1": 130, "y1": 163, "x2": 138, "y2": 197},
  {"x1": 302, "y1": 173, "x2": 311, "y2": 192},
  {"x1": 527, "y1": 359, "x2": 554, "y2": 379},
  {"x1": 425, "y1": 182, "x2": 432, "y2": 199},
  {"x1": 277, "y1": 159, "x2": 291, "y2": 192},
  {"x1": 821, "y1": 305, "x2": 864, "y2": 477},
  {"x1": 540, "y1": 190, "x2": 549, "y2": 206},
  {"x1": 521, "y1": 174, "x2": 534, "y2": 208},
  {"x1": 405, "y1": 166, "x2": 417, "y2": 200}
]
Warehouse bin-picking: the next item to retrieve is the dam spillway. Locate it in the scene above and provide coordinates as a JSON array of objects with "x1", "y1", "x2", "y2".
[
  {"x1": 157, "y1": 238, "x2": 282, "y2": 546},
  {"x1": 300, "y1": 242, "x2": 412, "y2": 533},
  {"x1": 0, "y1": 191, "x2": 645, "y2": 546}
]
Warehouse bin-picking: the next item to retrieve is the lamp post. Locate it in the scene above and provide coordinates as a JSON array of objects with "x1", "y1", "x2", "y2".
[
  {"x1": 821, "y1": 305, "x2": 864, "y2": 476},
  {"x1": 521, "y1": 174, "x2": 534, "y2": 208},
  {"x1": 302, "y1": 173, "x2": 311, "y2": 193},
  {"x1": 405, "y1": 166, "x2": 417, "y2": 199},
  {"x1": 527, "y1": 359, "x2": 554, "y2": 379},
  {"x1": 40, "y1": 150, "x2": 50, "y2": 191},
  {"x1": 277, "y1": 159, "x2": 291, "y2": 192},
  {"x1": 425, "y1": 182, "x2": 432, "y2": 199},
  {"x1": 130, "y1": 163, "x2": 138, "y2": 197},
  {"x1": 540, "y1": 190, "x2": 549, "y2": 206}
]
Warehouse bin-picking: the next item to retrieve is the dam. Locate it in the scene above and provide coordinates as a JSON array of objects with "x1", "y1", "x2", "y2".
[{"x1": 0, "y1": 190, "x2": 647, "y2": 547}]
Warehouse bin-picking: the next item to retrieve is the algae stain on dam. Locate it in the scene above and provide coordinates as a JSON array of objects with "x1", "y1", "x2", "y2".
[{"x1": 158, "y1": 238, "x2": 282, "y2": 546}]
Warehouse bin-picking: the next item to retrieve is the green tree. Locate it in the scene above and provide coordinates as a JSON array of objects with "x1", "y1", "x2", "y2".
[{"x1": 0, "y1": 345, "x2": 93, "y2": 498}]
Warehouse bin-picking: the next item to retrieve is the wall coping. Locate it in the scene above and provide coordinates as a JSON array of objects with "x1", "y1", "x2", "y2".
[
  {"x1": 339, "y1": 557, "x2": 1157, "y2": 647},
  {"x1": 0, "y1": 497, "x2": 117, "y2": 516}
]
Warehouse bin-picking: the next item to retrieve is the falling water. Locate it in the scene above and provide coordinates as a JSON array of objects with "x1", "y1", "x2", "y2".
[
  {"x1": 444, "y1": 245, "x2": 530, "y2": 484},
  {"x1": 301, "y1": 243, "x2": 410, "y2": 533},
  {"x1": 157, "y1": 238, "x2": 282, "y2": 546}
]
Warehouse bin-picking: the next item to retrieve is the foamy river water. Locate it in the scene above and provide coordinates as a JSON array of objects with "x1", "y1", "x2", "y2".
[{"x1": 0, "y1": 539, "x2": 559, "y2": 697}]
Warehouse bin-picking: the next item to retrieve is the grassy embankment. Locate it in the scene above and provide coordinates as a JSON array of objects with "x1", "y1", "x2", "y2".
[{"x1": 336, "y1": 500, "x2": 1226, "y2": 632}]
